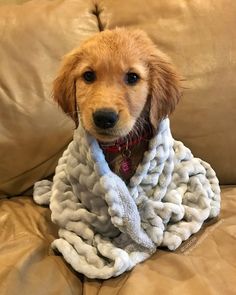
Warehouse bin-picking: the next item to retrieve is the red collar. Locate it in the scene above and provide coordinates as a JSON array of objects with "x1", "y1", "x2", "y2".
[{"x1": 99, "y1": 125, "x2": 153, "y2": 153}]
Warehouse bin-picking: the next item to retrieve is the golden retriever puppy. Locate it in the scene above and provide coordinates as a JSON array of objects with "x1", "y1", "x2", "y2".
[{"x1": 53, "y1": 28, "x2": 181, "y2": 180}]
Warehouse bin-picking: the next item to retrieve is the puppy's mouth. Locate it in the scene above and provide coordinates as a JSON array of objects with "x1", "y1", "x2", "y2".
[
  {"x1": 81, "y1": 109, "x2": 140, "y2": 142},
  {"x1": 93, "y1": 126, "x2": 133, "y2": 143}
]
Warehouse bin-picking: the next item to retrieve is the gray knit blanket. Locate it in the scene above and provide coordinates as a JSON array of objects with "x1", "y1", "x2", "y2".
[{"x1": 33, "y1": 118, "x2": 220, "y2": 279}]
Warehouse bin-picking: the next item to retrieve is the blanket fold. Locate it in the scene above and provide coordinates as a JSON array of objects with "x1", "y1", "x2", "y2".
[{"x1": 33, "y1": 118, "x2": 220, "y2": 279}]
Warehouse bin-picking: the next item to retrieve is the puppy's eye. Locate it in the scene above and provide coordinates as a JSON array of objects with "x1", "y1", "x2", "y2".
[
  {"x1": 83, "y1": 71, "x2": 96, "y2": 83},
  {"x1": 125, "y1": 72, "x2": 140, "y2": 85}
]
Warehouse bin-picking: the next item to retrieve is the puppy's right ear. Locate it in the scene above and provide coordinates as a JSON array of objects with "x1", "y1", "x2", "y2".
[
  {"x1": 53, "y1": 52, "x2": 80, "y2": 127},
  {"x1": 148, "y1": 50, "x2": 182, "y2": 129}
]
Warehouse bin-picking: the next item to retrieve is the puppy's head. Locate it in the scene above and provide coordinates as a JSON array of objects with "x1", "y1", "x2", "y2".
[{"x1": 53, "y1": 28, "x2": 181, "y2": 142}]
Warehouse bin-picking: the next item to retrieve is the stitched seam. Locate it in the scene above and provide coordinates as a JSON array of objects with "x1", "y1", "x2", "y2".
[{"x1": 91, "y1": 3, "x2": 105, "y2": 32}]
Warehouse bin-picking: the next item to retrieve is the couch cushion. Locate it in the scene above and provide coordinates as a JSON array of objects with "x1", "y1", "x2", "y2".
[
  {"x1": 0, "y1": 0, "x2": 28, "y2": 4},
  {"x1": 0, "y1": 187, "x2": 235, "y2": 294},
  {"x1": 0, "y1": 0, "x2": 101, "y2": 197},
  {"x1": 101, "y1": 0, "x2": 236, "y2": 185},
  {"x1": 0, "y1": 196, "x2": 83, "y2": 295}
]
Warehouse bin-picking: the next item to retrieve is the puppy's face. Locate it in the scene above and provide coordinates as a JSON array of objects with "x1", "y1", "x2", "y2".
[
  {"x1": 54, "y1": 29, "x2": 181, "y2": 142},
  {"x1": 74, "y1": 33, "x2": 149, "y2": 142}
]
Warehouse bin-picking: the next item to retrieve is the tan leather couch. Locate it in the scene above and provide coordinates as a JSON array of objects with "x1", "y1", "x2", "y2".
[{"x1": 0, "y1": 0, "x2": 236, "y2": 294}]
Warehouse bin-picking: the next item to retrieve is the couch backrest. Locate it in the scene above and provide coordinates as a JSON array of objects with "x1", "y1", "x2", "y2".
[{"x1": 0, "y1": 0, "x2": 235, "y2": 197}]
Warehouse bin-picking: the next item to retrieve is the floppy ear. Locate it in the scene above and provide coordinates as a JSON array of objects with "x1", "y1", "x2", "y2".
[
  {"x1": 53, "y1": 52, "x2": 80, "y2": 127},
  {"x1": 148, "y1": 50, "x2": 182, "y2": 129}
]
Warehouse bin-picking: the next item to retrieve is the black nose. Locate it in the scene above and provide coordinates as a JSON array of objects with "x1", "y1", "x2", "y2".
[{"x1": 93, "y1": 109, "x2": 118, "y2": 129}]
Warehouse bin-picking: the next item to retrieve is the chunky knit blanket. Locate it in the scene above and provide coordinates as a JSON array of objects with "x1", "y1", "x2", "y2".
[{"x1": 33, "y1": 118, "x2": 220, "y2": 279}]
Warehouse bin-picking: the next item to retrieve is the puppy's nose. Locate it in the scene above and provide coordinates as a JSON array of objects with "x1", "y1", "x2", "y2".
[{"x1": 93, "y1": 109, "x2": 118, "y2": 129}]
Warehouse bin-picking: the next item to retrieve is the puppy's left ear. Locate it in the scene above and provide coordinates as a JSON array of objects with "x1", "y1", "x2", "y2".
[
  {"x1": 148, "y1": 50, "x2": 182, "y2": 129},
  {"x1": 53, "y1": 52, "x2": 80, "y2": 127}
]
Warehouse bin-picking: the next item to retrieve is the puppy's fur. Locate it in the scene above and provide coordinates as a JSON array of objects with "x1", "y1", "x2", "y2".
[{"x1": 53, "y1": 28, "x2": 181, "y2": 180}]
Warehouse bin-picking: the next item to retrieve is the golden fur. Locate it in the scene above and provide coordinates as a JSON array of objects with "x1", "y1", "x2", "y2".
[{"x1": 53, "y1": 28, "x2": 181, "y2": 179}]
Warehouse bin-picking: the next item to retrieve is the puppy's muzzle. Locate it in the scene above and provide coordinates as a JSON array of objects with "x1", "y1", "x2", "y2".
[{"x1": 93, "y1": 108, "x2": 118, "y2": 129}]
